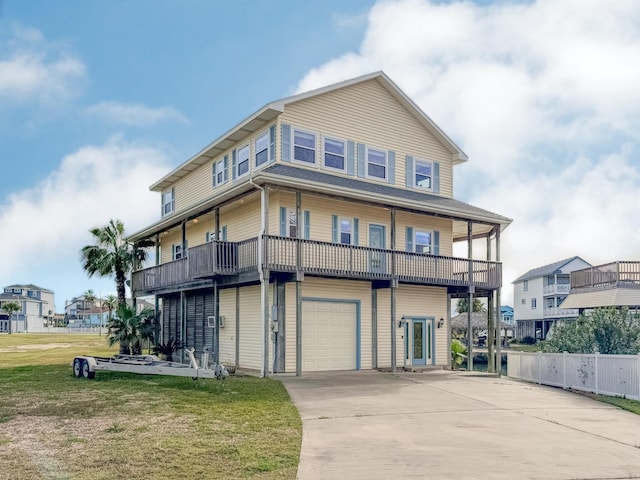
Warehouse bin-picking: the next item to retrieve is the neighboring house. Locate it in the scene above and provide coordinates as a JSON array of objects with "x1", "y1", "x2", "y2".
[
  {"x1": 128, "y1": 71, "x2": 512, "y2": 375},
  {"x1": 65, "y1": 295, "x2": 110, "y2": 328},
  {"x1": 0, "y1": 284, "x2": 55, "y2": 333},
  {"x1": 561, "y1": 260, "x2": 640, "y2": 311},
  {"x1": 501, "y1": 305, "x2": 514, "y2": 324},
  {"x1": 513, "y1": 257, "x2": 591, "y2": 340},
  {"x1": 500, "y1": 305, "x2": 515, "y2": 339}
]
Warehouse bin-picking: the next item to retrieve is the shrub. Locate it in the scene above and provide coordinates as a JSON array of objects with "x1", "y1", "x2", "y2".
[{"x1": 521, "y1": 336, "x2": 536, "y2": 345}]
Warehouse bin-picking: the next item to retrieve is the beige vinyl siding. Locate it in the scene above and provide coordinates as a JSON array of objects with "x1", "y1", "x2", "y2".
[
  {"x1": 159, "y1": 230, "x2": 182, "y2": 264},
  {"x1": 218, "y1": 288, "x2": 237, "y2": 367},
  {"x1": 396, "y1": 211, "x2": 453, "y2": 256},
  {"x1": 220, "y1": 194, "x2": 261, "y2": 241},
  {"x1": 170, "y1": 124, "x2": 277, "y2": 215},
  {"x1": 279, "y1": 79, "x2": 453, "y2": 197},
  {"x1": 396, "y1": 285, "x2": 448, "y2": 366},
  {"x1": 238, "y1": 285, "x2": 262, "y2": 370},
  {"x1": 285, "y1": 278, "x2": 372, "y2": 372}
]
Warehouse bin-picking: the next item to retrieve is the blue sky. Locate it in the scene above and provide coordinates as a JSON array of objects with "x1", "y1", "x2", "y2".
[{"x1": 2, "y1": 0, "x2": 640, "y2": 311}]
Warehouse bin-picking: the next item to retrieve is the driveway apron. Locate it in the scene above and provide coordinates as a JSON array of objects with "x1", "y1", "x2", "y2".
[{"x1": 280, "y1": 370, "x2": 640, "y2": 480}]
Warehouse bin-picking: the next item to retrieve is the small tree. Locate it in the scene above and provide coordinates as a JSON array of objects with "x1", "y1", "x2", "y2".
[
  {"x1": 107, "y1": 304, "x2": 155, "y2": 355},
  {"x1": 541, "y1": 308, "x2": 640, "y2": 354},
  {"x1": 451, "y1": 339, "x2": 467, "y2": 369},
  {"x1": 456, "y1": 298, "x2": 486, "y2": 314},
  {"x1": 2, "y1": 301, "x2": 21, "y2": 334}
]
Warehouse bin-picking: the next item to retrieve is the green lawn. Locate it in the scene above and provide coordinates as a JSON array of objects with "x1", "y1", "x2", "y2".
[{"x1": 0, "y1": 334, "x2": 301, "y2": 479}]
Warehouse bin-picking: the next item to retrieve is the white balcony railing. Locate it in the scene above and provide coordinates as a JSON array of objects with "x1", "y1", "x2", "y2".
[
  {"x1": 543, "y1": 284, "x2": 570, "y2": 295},
  {"x1": 543, "y1": 307, "x2": 579, "y2": 318}
]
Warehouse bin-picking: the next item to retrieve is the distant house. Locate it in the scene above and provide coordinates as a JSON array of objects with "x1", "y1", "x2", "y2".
[
  {"x1": 65, "y1": 295, "x2": 109, "y2": 328},
  {"x1": 0, "y1": 284, "x2": 55, "y2": 333},
  {"x1": 513, "y1": 257, "x2": 591, "y2": 340},
  {"x1": 501, "y1": 305, "x2": 514, "y2": 324},
  {"x1": 561, "y1": 260, "x2": 640, "y2": 311}
]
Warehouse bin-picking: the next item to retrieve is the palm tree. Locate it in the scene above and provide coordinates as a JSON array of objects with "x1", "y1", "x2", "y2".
[
  {"x1": 80, "y1": 219, "x2": 152, "y2": 308},
  {"x1": 456, "y1": 298, "x2": 486, "y2": 314},
  {"x1": 107, "y1": 304, "x2": 155, "y2": 355},
  {"x1": 103, "y1": 295, "x2": 117, "y2": 322},
  {"x1": 1, "y1": 301, "x2": 21, "y2": 334},
  {"x1": 83, "y1": 289, "x2": 96, "y2": 327}
]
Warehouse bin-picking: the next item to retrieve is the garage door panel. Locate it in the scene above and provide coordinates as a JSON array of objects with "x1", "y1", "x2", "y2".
[{"x1": 302, "y1": 301, "x2": 357, "y2": 372}]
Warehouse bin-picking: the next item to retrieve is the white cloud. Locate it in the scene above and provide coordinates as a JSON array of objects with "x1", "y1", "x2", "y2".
[
  {"x1": 85, "y1": 101, "x2": 189, "y2": 127},
  {"x1": 297, "y1": 0, "x2": 640, "y2": 304},
  {"x1": 0, "y1": 138, "x2": 172, "y2": 309},
  {"x1": 0, "y1": 24, "x2": 86, "y2": 105}
]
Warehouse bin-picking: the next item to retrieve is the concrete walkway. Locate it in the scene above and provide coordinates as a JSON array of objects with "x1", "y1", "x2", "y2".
[{"x1": 280, "y1": 370, "x2": 640, "y2": 480}]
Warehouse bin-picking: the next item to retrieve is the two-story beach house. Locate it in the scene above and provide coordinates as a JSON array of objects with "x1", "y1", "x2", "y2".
[
  {"x1": 128, "y1": 72, "x2": 512, "y2": 375},
  {"x1": 0, "y1": 284, "x2": 55, "y2": 333},
  {"x1": 513, "y1": 257, "x2": 591, "y2": 340}
]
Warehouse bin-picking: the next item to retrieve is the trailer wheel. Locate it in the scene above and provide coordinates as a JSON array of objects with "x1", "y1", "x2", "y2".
[
  {"x1": 73, "y1": 358, "x2": 82, "y2": 378},
  {"x1": 81, "y1": 359, "x2": 95, "y2": 379}
]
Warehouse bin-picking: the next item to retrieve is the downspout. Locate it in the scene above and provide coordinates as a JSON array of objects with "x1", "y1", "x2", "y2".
[{"x1": 249, "y1": 177, "x2": 269, "y2": 378}]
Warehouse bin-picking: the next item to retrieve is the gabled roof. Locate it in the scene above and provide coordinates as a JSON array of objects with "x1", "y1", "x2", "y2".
[
  {"x1": 150, "y1": 71, "x2": 468, "y2": 192},
  {"x1": 3, "y1": 284, "x2": 53, "y2": 293},
  {"x1": 513, "y1": 256, "x2": 590, "y2": 283}
]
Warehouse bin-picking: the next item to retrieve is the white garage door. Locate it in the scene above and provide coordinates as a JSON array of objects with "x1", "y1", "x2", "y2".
[{"x1": 302, "y1": 301, "x2": 357, "y2": 372}]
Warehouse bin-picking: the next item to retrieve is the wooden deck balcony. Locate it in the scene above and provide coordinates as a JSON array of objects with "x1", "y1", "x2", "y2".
[
  {"x1": 132, "y1": 235, "x2": 502, "y2": 295},
  {"x1": 570, "y1": 261, "x2": 640, "y2": 293}
]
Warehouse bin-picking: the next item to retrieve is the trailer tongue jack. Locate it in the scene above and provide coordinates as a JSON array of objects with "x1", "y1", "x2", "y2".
[{"x1": 72, "y1": 347, "x2": 229, "y2": 380}]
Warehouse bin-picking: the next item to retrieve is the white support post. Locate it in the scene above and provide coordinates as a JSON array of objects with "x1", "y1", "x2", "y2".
[
  {"x1": 563, "y1": 352, "x2": 567, "y2": 390},
  {"x1": 594, "y1": 352, "x2": 599, "y2": 395}
]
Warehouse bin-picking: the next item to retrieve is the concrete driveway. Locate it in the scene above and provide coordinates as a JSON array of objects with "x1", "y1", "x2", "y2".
[{"x1": 280, "y1": 371, "x2": 640, "y2": 480}]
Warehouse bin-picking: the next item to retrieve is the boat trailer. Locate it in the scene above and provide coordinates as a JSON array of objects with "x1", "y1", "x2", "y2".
[{"x1": 71, "y1": 347, "x2": 229, "y2": 380}]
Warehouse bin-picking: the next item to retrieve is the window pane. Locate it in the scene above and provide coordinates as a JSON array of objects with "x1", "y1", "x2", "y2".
[
  {"x1": 238, "y1": 159, "x2": 249, "y2": 176},
  {"x1": 325, "y1": 153, "x2": 344, "y2": 169},
  {"x1": 325, "y1": 138, "x2": 344, "y2": 155},
  {"x1": 367, "y1": 149, "x2": 386, "y2": 179},
  {"x1": 415, "y1": 231, "x2": 431, "y2": 254},
  {"x1": 340, "y1": 219, "x2": 352, "y2": 245},
  {"x1": 294, "y1": 146, "x2": 315, "y2": 163},
  {"x1": 256, "y1": 133, "x2": 268, "y2": 152},
  {"x1": 294, "y1": 131, "x2": 315, "y2": 148},
  {"x1": 415, "y1": 160, "x2": 432, "y2": 188},
  {"x1": 238, "y1": 145, "x2": 249, "y2": 161},
  {"x1": 256, "y1": 149, "x2": 268, "y2": 166},
  {"x1": 368, "y1": 163, "x2": 386, "y2": 178}
]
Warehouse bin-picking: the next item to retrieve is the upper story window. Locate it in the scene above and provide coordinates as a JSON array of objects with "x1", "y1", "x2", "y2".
[
  {"x1": 531, "y1": 298, "x2": 537, "y2": 309},
  {"x1": 367, "y1": 147, "x2": 387, "y2": 180},
  {"x1": 324, "y1": 137, "x2": 345, "y2": 171},
  {"x1": 172, "y1": 244, "x2": 183, "y2": 260},
  {"x1": 414, "y1": 230, "x2": 432, "y2": 254},
  {"x1": 255, "y1": 132, "x2": 269, "y2": 167},
  {"x1": 237, "y1": 145, "x2": 250, "y2": 177},
  {"x1": 293, "y1": 129, "x2": 316, "y2": 164},
  {"x1": 162, "y1": 188, "x2": 175, "y2": 217},
  {"x1": 523, "y1": 280, "x2": 528, "y2": 291},
  {"x1": 521, "y1": 299, "x2": 526, "y2": 305},
  {"x1": 414, "y1": 159, "x2": 433, "y2": 190},
  {"x1": 213, "y1": 158, "x2": 226, "y2": 187}
]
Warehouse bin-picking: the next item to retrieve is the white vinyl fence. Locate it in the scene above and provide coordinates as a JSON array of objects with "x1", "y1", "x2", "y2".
[
  {"x1": 27, "y1": 327, "x2": 106, "y2": 334},
  {"x1": 507, "y1": 351, "x2": 640, "y2": 401}
]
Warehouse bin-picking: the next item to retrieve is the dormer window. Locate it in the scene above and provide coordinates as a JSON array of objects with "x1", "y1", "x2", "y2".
[
  {"x1": 255, "y1": 132, "x2": 269, "y2": 166},
  {"x1": 293, "y1": 129, "x2": 316, "y2": 164},
  {"x1": 162, "y1": 188, "x2": 175, "y2": 216},
  {"x1": 324, "y1": 137, "x2": 345, "y2": 171},
  {"x1": 366, "y1": 147, "x2": 387, "y2": 180},
  {"x1": 237, "y1": 145, "x2": 250, "y2": 177},
  {"x1": 414, "y1": 159, "x2": 433, "y2": 190}
]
